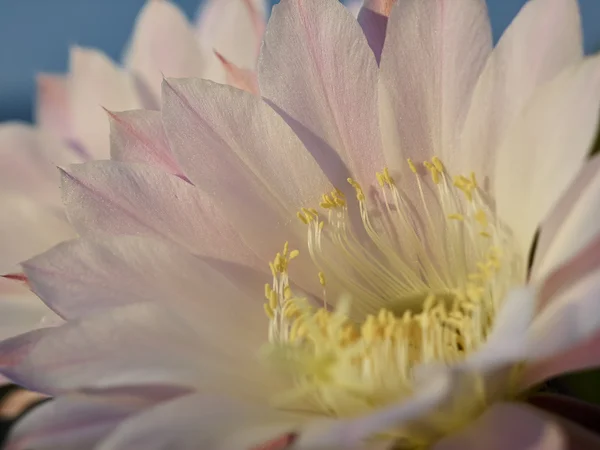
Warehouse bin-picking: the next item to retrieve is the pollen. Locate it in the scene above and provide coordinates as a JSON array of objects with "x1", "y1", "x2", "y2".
[{"x1": 262, "y1": 157, "x2": 523, "y2": 423}]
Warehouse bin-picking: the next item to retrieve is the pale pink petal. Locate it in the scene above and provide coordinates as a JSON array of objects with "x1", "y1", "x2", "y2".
[
  {"x1": 461, "y1": 0, "x2": 583, "y2": 185},
  {"x1": 61, "y1": 161, "x2": 260, "y2": 267},
  {"x1": 161, "y1": 78, "x2": 331, "y2": 294},
  {"x1": 108, "y1": 109, "x2": 184, "y2": 177},
  {"x1": 123, "y1": 0, "x2": 211, "y2": 105},
  {"x1": 69, "y1": 47, "x2": 142, "y2": 160},
  {"x1": 195, "y1": 0, "x2": 266, "y2": 70},
  {"x1": 0, "y1": 124, "x2": 82, "y2": 206},
  {"x1": 0, "y1": 287, "x2": 59, "y2": 341},
  {"x1": 521, "y1": 268, "x2": 600, "y2": 388},
  {"x1": 0, "y1": 301, "x2": 279, "y2": 401},
  {"x1": 433, "y1": 402, "x2": 600, "y2": 450},
  {"x1": 7, "y1": 385, "x2": 189, "y2": 450},
  {"x1": 378, "y1": 0, "x2": 492, "y2": 176},
  {"x1": 531, "y1": 154, "x2": 600, "y2": 280},
  {"x1": 35, "y1": 74, "x2": 71, "y2": 141},
  {"x1": 97, "y1": 394, "x2": 298, "y2": 450},
  {"x1": 22, "y1": 235, "x2": 264, "y2": 324},
  {"x1": 258, "y1": 0, "x2": 383, "y2": 188},
  {"x1": 357, "y1": 0, "x2": 395, "y2": 64},
  {"x1": 214, "y1": 51, "x2": 259, "y2": 95},
  {"x1": 494, "y1": 54, "x2": 600, "y2": 258},
  {"x1": 0, "y1": 193, "x2": 75, "y2": 274}
]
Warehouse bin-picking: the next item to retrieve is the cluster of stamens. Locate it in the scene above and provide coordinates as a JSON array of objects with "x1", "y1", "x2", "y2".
[{"x1": 261, "y1": 157, "x2": 523, "y2": 419}]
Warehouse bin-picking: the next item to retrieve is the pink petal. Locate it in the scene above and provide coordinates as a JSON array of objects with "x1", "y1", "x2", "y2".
[
  {"x1": 97, "y1": 394, "x2": 297, "y2": 450},
  {"x1": 0, "y1": 287, "x2": 59, "y2": 341},
  {"x1": 68, "y1": 47, "x2": 142, "y2": 160},
  {"x1": 35, "y1": 74, "x2": 71, "y2": 141},
  {"x1": 378, "y1": 0, "x2": 492, "y2": 176},
  {"x1": 357, "y1": 0, "x2": 395, "y2": 64},
  {"x1": 494, "y1": 54, "x2": 600, "y2": 258},
  {"x1": 161, "y1": 78, "x2": 332, "y2": 294},
  {"x1": 7, "y1": 384, "x2": 189, "y2": 450},
  {"x1": 195, "y1": 0, "x2": 266, "y2": 71},
  {"x1": 214, "y1": 51, "x2": 259, "y2": 95},
  {"x1": 433, "y1": 402, "x2": 600, "y2": 450},
  {"x1": 61, "y1": 161, "x2": 260, "y2": 267},
  {"x1": 123, "y1": 0, "x2": 212, "y2": 105},
  {"x1": 0, "y1": 124, "x2": 82, "y2": 206},
  {"x1": 108, "y1": 109, "x2": 185, "y2": 177},
  {"x1": 258, "y1": 0, "x2": 383, "y2": 188},
  {"x1": 532, "y1": 155, "x2": 600, "y2": 280},
  {"x1": 461, "y1": 0, "x2": 583, "y2": 186}
]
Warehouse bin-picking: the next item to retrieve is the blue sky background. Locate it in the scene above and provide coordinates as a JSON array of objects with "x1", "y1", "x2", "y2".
[{"x1": 0, "y1": 0, "x2": 599, "y2": 122}]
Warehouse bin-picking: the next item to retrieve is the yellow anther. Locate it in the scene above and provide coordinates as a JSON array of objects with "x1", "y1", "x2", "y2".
[
  {"x1": 479, "y1": 231, "x2": 491, "y2": 238},
  {"x1": 264, "y1": 303, "x2": 275, "y2": 319},
  {"x1": 282, "y1": 241, "x2": 289, "y2": 257},
  {"x1": 447, "y1": 213, "x2": 465, "y2": 221},
  {"x1": 283, "y1": 302, "x2": 298, "y2": 318},
  {"x1": 431, "y1": 157, "x2": 444, "y2": 173},
  {"x1": 265, "y1": 283, "x2": 272, "y2": 300},
  {"x1": 377, "y1": 308, "x2": 389, "y2": 325},
  {"x1": 289, "y1": 249, "x2": 300, "y2": 260},
  {"x1": 296, "y1": 211, "x2": 309, "y2": 224},
  {"x1": 283, "y1": 285, "x2": 293, "y2": 300},
  {"x1": 470, "y1": 172, "x2": 477, "y2": 188},
  {"x1": 319, "y1": 221, "x2": 325, "y2": 230},
  {"x1": 424, "y1": 161, "x2": 440, "y2": 184},
  {"x1": 475, "y1": 209, "x2": 488, "y2": 228},
  {"x1": 383, "y1": 167, "x2": 393, "y2": 184},
  {"x1": 423, "y1": 293, "x2": 436, "y2": 312},
  {"x1": 269, "y1": 262, "x2": 276, "y2": 277},
  {"x1": 269, "y1": 291, "x2": 278, "y2": 310},
  {"x1": 347, "y1": 178, "x2": 365, "y2": 201},
  {"x1": 318, "y1": 271, "x2": 327, "y2": 286},
  {"x1": 376, "y1": 172, "x2": 385, "y2": 187},
  {"x1": 407, "y1": 158, "x2": 417, "y2": 174}
]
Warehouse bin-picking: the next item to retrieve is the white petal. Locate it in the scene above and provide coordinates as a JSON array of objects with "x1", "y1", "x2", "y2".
[
  {"x1": 494, "y1": 54, "x2": 600, "y2": 257},
  {"x1": 68, "y1": 47, "x2": 142, "y2": 160},
  {"x1": 61, "y1": 161, "x2": 260, "y2": 267},
  {"x1": 35, "y1": 74, "x2": 71, "y2": 141},
  {"x1": 8, "y1": 385, "x2": 189, "y2": 450},
  {"x1": 379, "y1": 0, "x2": 492, "y2": 175},
  {"x1": 98, "y1": 394, "x2": 297, "y2": 450},
  {"x1": 123, "y1": 0, "x2": 210, "y2": 105},
  {"x1": 0, "y1": 193, "x2": 74, "y2": 274},
  {"x1": 108, "y1": 109, "x2": 184, "y2": 177},
  {"x1": 258, "y1": 0, "x2": 384, "y2": 188},
  {"x1": 195, "y1": 0, "x2": 266, "y2": 71},
  {"x1": 0, "y1": 286, "x2": 59, "y2": 341},
  {"x1": 0, "y1": 123, "x2": 82, "y2": 206},
  {"x1": 461, "y1": 0, "x2": 583, "y2": 184},
  {"x1": 532, "y1": 154, "x2": 600, "y2": 279}
]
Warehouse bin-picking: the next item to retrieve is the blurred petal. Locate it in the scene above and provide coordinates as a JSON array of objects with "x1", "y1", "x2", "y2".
[
  {"x1": 7, "y1": 385, "x2": 189, "y2": 450},
  {"x1": 35, "y1": 74, "x2": 71, "y2": 141},
  {"x1": 61, "y1": 161, "x2": 260, "y2": 267},
  {"x1": 532, "y1": 154, "x2": 600, "y2": 280},
  {"x1": 108, "y1": 110, "x2": 184, "y2": 177},
  {"x1": 461, "y1": 0, "x2": 583, "y2": 185},
  {"x1": 195, "y1": 0, "x2": 266, "y2": 70},
  {"x1": 124, "y1": 0, "x2": 210, "y2": 104},
  {"x1": 69, "y1": 47, "x2": 142, "y2": 159},
  {"x1": 0, "y1": 286, "x2": 59, "y2": 341},
  {"x1": 0, "y1": 193, "x2": 74, "y2": 274},
  {"x1": 494, "y1": 55, "x2": 600, "y2": 257},
  {"x1": 379, "y1": 0, "x2": 491, "y2": 175},
  {"x1": 529, "y1": 394, "x2": 600, "y2": 436},
  {"x1": 0, "y1": 123, "x2": 81, "y2": 205},
  {"x1": 214, "y1": 51, "x2": 259, "y2": 94},
  {"x1": 433, "y1": 403, "x2": 600, "y2": 450},
  {"x1": 258, "y1": 0, "x2": 383, "y2": 188},
  {"x1": 357, "y1": 0, "x2": 393, "y2": 64},
  {"x1": 97, "y1": 394, "x2": 297, "y2": 450}
]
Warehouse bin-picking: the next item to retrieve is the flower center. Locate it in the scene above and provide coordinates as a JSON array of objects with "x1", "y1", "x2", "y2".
[{"x1": 261, "y1": 158, "x2": 523, "y2": 418}]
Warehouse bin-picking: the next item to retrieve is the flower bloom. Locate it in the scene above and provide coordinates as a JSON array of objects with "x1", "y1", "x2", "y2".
[
  {"x1": 0, "y1": 0, "x2": 266, "y2": 340},
  {"x1": 3, "y1": 0, "x2": 600, "y2": 448}
]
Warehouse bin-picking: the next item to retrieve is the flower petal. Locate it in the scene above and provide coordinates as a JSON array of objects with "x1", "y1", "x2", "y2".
[
  {"x1": 161, "y1": 78, "x2": 331, "y2": 294},
  {"x1": 7, "y1": 384, "x2": 189, "y2": 450},
  {"x1": 461, "y1": 0, "x2": 583, "y2": 184},
  {"x1": 97, "y1": 394, "x2": 297, "y2": 450},
  {"x1": 61, "y1": 161, "x2": 259, "y2": 267},
  {"x1": 35, "y1": 74, "x2": 71, "y2": 141},
  {"x1": 195, "y1": 0, "x2": 266, "y2": 71},
  {"x1": 68, "y1": 47, "x2": 142, "y2": 159},
  {"x1": 258, "y1": 0, "x2": 383, "y2": 188},
  {"x1": 108, "y1": 109, "x2": 184, "y2": 177},
  {"x1": 532, "y1": 155, "x2": 600, "y2": 280},
  {"x1": 214, "y1": 51, "x2": 259, "y2": 95},
  {"x1": 357, "y1": 0, "x2": 396, "y2": 64},
  {"x1": 494, "y1": 54, "x2": 600, "y2": 257},
  {"x1": 379, "y1": 0, "x2": 492, "y2": 176},
  {"x1": 433, "y1": 402, "x2": 600, "y2": 450},
  {"x1": 123, "y1": 0, "x2": 212, "y2": 105},
  {"x1": 0, "y1": 193, "x2": 74, "y2": 274},
  {"x1": 0, "y1": 286, "x2": 59, "y2": 341},
  {"x1": 0, "y1": 124, "x2": 82, "y2": 206}
]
